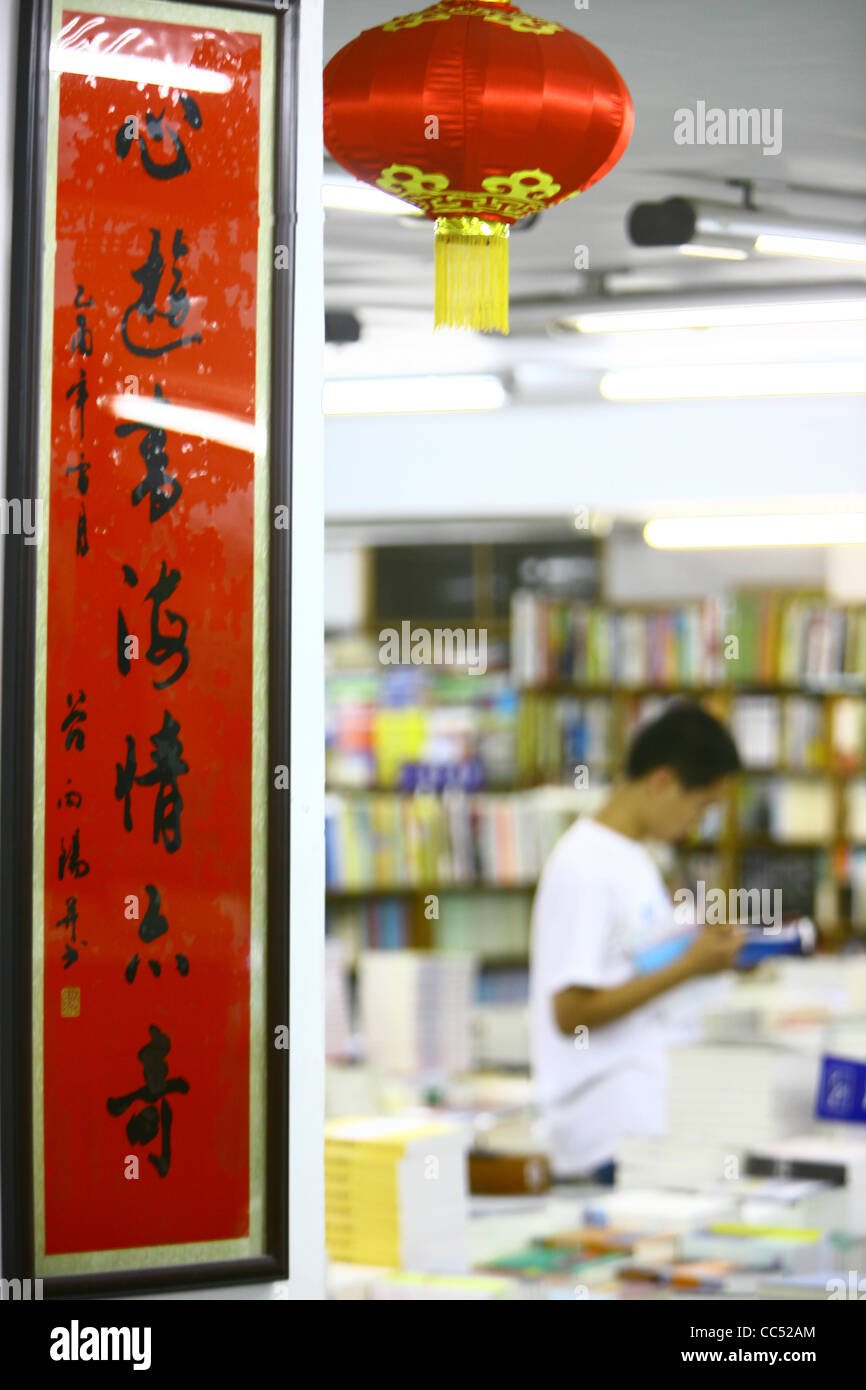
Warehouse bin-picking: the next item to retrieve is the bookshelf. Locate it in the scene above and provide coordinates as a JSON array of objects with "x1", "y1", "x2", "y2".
[{"x1": 325, "y1": 589, "x2": 866, "y2": 974}]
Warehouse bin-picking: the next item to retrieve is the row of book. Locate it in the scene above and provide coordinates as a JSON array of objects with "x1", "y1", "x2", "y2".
[
  {"x1": 517, "y1": 694, "x2": 615, "y2": 781},
  {"x1": 736, "y1": 776, "x2": 866, "y2": 843},
  {"x1": 326, "y1": 785, "x2": 866, "y2": 899},
  {"x1": 734, "y1": 694, "x2": 866, "y2": 772},
  {"x1": 325, "y1": 891, "x2": 533, "y2": 963},
  {"x1": 328, "y1": 662, "x2": 866, "y2": 795},
  {"x1": 737, "y1": 778, "x2": 835, "y2": 841},
  {"x1": 325, "y1": 787, "x2": 589, "y2": 892},
  {"x1": 511, "y1": 592, "x2": 866, "y2": 689},
  {"x1": 327, "y1": 896, "x2": 413, "y2": 954},
  {"x1": 733, "y1": 694, "x2": 825, "y2": 769},
  {"x1": 740, "y1": 848, "x2": 836, "y2": 923}
]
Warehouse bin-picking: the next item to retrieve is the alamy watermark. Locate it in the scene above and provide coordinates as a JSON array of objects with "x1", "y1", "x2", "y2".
[
  {"x1": 379, "y1": 621, "x2": 487, "y2": 675},
  {"x1": 674, "y1": 880, "x2": 781, "y2": 930},
  {"x1": 674, "y1": 101, "x2": 782, "y2": 156},
  {"x1": 1, "y1": 1277, "x2": 43, "y2": 1300},
  {"x1": 1, "y1": 497, "x2": 42, "y2": 546}
]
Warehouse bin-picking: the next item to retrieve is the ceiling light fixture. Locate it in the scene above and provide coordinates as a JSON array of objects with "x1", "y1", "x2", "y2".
[
  {"x1": 563, "y1": 290, "x2": 866, "y2": 334},
  {"x1": 755, "y1": 233, "x2": 866, "y2": 264},
  {"x1": 645, "y1": 513, "x2": 866, "y2": 549},
  {"x1": 678, "y1": 243, "x2": 748, "y2": 261},
  {"x1": 600, "y1": 361, "x2": 866, "y2": 400},
  {"x1": 628, "y1": 196, "x2": 866, "y2": 263}
]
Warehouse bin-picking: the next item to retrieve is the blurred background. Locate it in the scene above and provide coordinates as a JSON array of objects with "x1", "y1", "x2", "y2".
[{"x1": 321, "y1": 0, "x2": 866, "y2": 1299}]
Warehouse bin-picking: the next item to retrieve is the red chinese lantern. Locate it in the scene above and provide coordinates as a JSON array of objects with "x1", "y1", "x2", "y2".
[{"x1": 324, "y1": 0, "x2": 633, "y2": 334}]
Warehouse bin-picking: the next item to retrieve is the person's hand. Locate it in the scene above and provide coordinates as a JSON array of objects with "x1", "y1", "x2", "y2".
[{"x1": 679, "y1": 923, "x2": 744, "y2": 977}]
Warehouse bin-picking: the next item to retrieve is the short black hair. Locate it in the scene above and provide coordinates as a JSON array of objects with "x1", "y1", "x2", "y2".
[{"x1": 625, "y1": 700, "x2": 741, "y2": 789}]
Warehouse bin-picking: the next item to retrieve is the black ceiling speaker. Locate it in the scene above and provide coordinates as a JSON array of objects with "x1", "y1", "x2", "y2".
[
  {"x1": 325, "y1": 310, "x2": 361, "y2": 344},
  {"x1": 627, "y1": 196, "x2": 697, "y2": 246}
]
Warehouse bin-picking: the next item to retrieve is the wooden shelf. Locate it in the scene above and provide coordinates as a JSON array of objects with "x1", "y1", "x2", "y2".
[
  {"x1": 327, "y1": 882, "x2": 537, "y2": 899},
  {"x1": 520, "y1": 683, "x2": 866, "y2": 697}
]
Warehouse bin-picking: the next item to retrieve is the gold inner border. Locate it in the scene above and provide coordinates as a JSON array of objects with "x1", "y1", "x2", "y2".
[{"x1": 33, "y1": 0, "x2": 275, "y2": 1277}]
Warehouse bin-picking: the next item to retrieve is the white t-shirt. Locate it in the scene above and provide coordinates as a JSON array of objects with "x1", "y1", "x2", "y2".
[{"x1": 529, "y1": 816, "x2": 696, "y2": 1176}]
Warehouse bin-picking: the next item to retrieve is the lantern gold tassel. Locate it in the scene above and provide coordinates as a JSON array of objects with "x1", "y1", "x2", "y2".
[{"x1": 434, "y1": 217, "x2": 510, "y2": 334}]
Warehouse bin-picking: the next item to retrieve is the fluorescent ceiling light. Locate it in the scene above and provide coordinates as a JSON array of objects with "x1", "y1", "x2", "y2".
[
  {"x1": 645, "y1": 513, "x2": 866, "y2": 549},
  {"x1": 50, "y1": 45, "x2": 233, "y2": 93},
  {"x1": 569, "y1": 298, "x2": 866, "y2": 334},
  {"x1": 323, "y1": 375, "x2": 506, "y2": 415},
  {"x1": 322, "y1": 181, "x2": 422, "y2": 216},
  {"x1": 601, "y1": 361, "x2": 866, "y2": 401},
  {"x1": 678, "y1": 243, "x2": 748, "y2": 261},
  {"x1": 755, "y1": 233, "x2": 866, "y2": 264}
]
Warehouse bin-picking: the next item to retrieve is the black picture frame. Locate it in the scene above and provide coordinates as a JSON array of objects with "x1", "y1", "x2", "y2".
[{"x1": 1, "y1": 0, "x2": 297, "y2": 1298}]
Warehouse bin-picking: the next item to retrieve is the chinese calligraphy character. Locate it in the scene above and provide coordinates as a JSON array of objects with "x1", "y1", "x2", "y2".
[
  {"x1": 69, "y1": 313, "x2": 93, "y2": 357},
  {"x1": 58, "y1": 828, "x2": 90, "y2": 880},
  {"x1": 55, "y1": 895, "x2": 86, "y2": 969},
  {"x1": 114, "y1": 95, "x2": 202, "y2": 180},
  {"x1": 125, "y1": 885, "x2": 189, "y2": 983},
  {"x1": 117, "y1": 384, "x2": 183, "y2": 521},
  {"x1": 120, "y1": 228, "x2": 202, "y2": 357},
  {"x1": 115, "y1": 711, "x2": 189, "y2": 852},
  {"x1": 65, "y1": 452, "x2": 90, "y2": 495},
  {"x1": 66, "y1": 369, "x2": 88, "y2": 439},
  {"x1": 61, "y1": 690, "x2": 86, "y2": 751},
  {"x1": 117, "y1": 561, "x2": 190, "y2": 688},
  {"x1": 56, "y1": 778, "x2": 82, "y2": 810},
  {"x1": 106, "y1": 1025, "x2": 190, "y2": 1177}
]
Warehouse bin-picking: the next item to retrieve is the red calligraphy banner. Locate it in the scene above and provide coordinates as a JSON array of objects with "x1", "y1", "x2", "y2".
[{"x1": 39, "y1": 10, "x2": 267, "y2": 1259}]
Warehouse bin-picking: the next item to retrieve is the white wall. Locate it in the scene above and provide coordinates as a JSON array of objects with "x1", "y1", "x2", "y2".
[{"x1": 325, "y1": 395, "x2": 866, "y2": 520}]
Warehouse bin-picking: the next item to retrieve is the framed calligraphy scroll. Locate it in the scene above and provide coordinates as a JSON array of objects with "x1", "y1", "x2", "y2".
[{"x1": 2, "y1": 0, "x2": 296, "y2": 1295}]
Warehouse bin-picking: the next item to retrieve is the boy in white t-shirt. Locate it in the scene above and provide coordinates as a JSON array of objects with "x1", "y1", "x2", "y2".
[{"x1": 529, "y1": 700, "x2": 742, "y2": 1181}]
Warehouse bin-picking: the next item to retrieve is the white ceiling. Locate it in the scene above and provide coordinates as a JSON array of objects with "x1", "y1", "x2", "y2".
[{"x1": 322, "y1": 0, "x2": 866, "y2": 386}]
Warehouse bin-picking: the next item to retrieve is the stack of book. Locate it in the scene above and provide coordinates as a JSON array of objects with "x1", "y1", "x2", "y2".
[
  {"x1": 615, "y1": 1135, "x2": 742, "y2": 1191},
  {"x1": 666, "y1": 1044, "x2": 819, "y2": 1146},
  {"x1": 368, "y1": 1272, "x2": 514, "y2": 1299},
  {"x1": 325, "y1": 1115, "x2": 471, "y2": 1270},
  {"x1": 358, "y1": 951, "x2": 476, "y2": 1075},
  {"x1": 581, "y1": 1188, "x2": 737, "y2": 1233}
]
